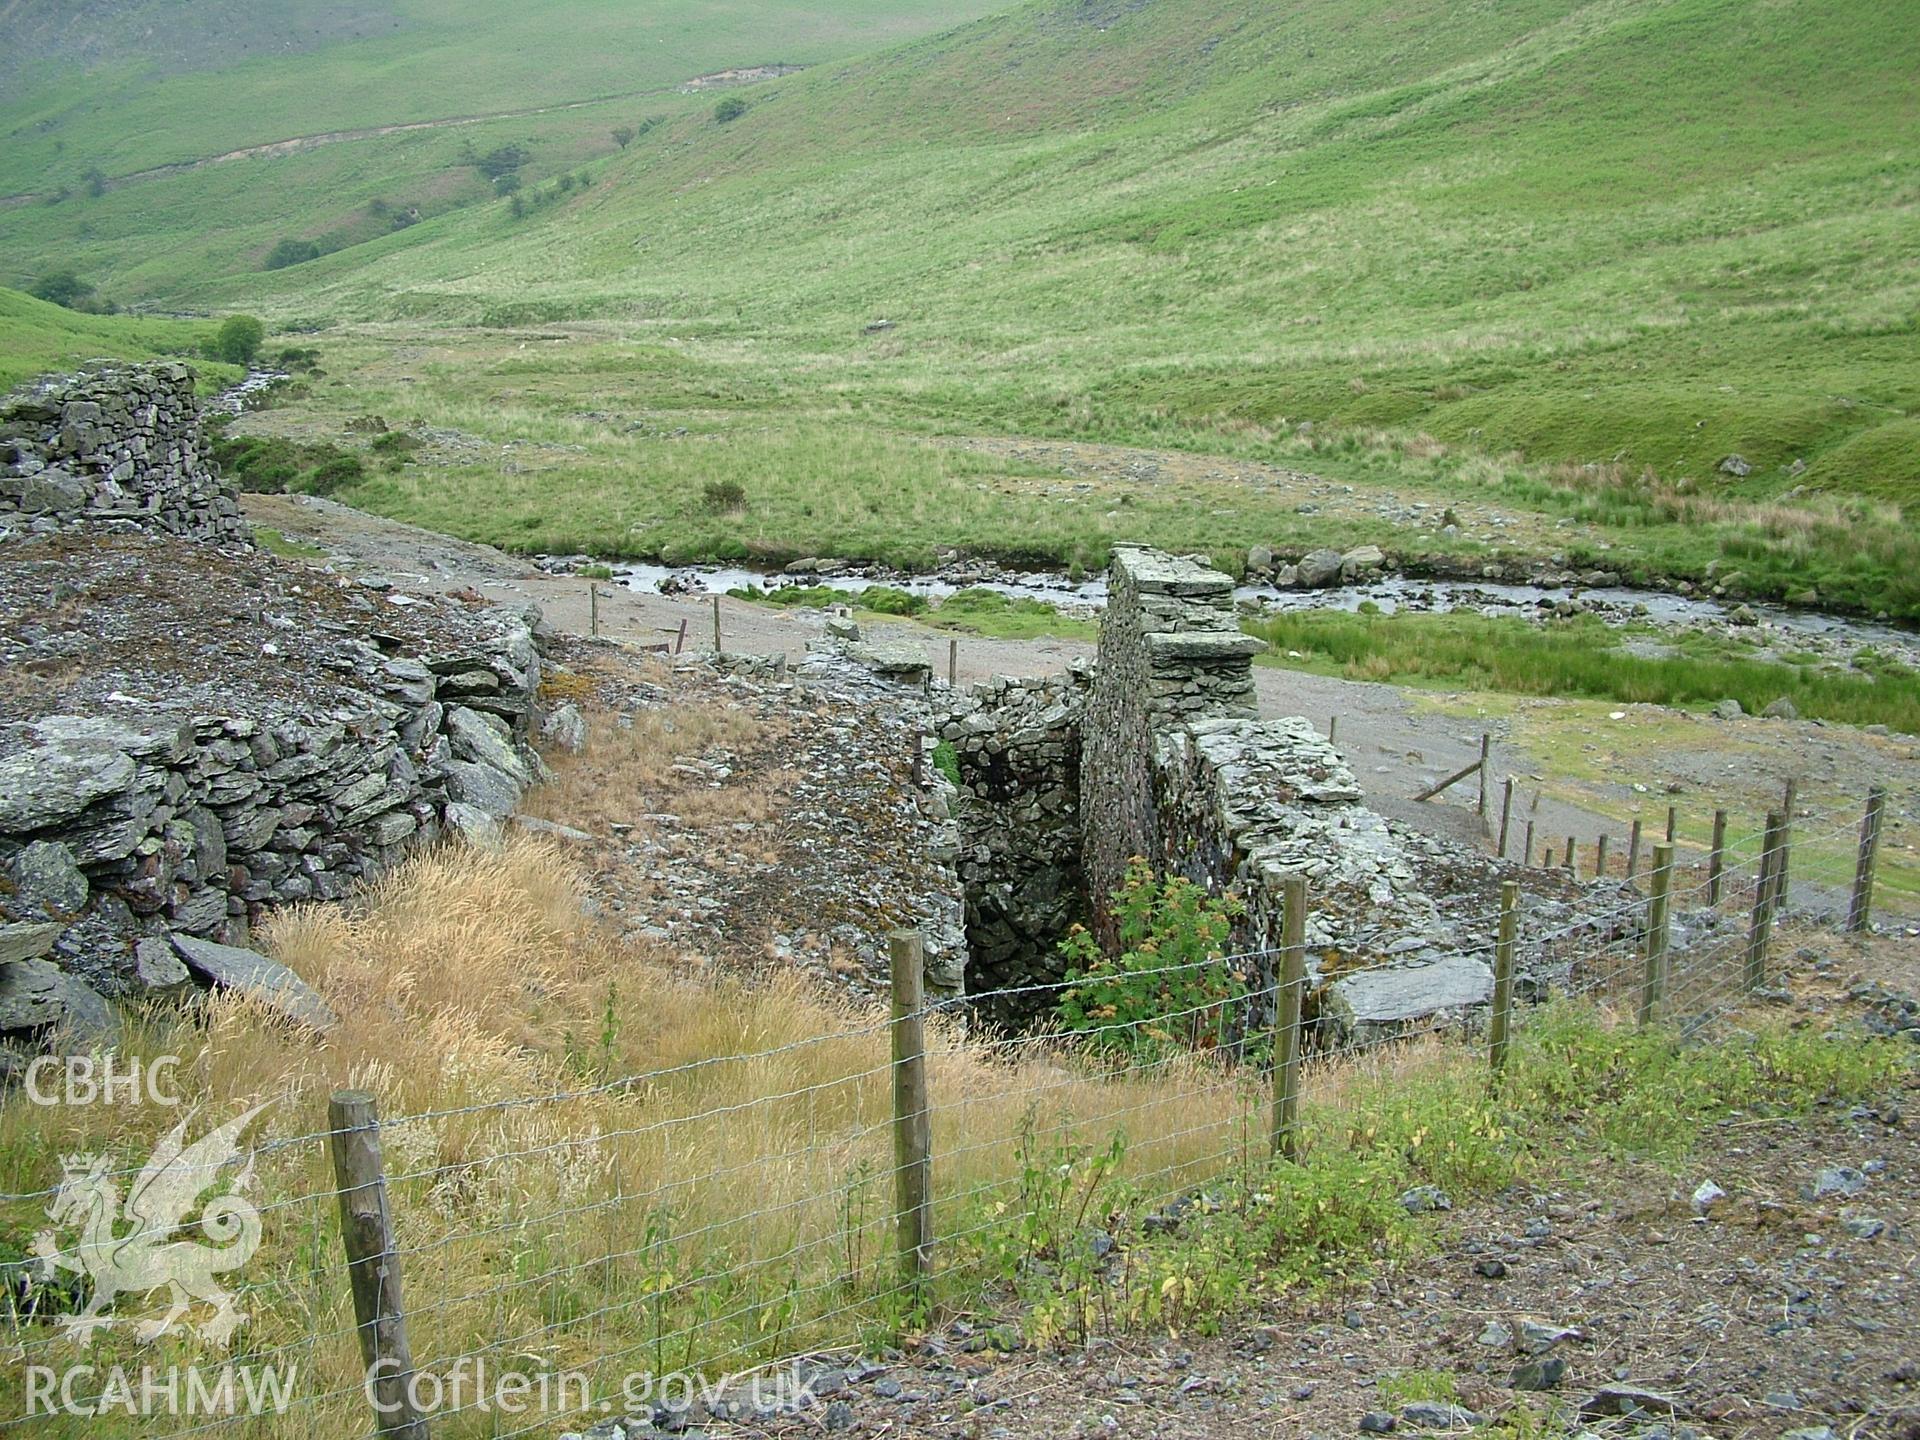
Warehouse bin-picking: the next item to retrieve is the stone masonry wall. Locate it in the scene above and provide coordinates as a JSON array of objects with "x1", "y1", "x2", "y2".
[
  {"x1": 0, "y1": 362, "x2": 248, "y2": 545},
  {"x1": 1079, "y1": 546, "x2": 1264, "y2": 945},
  {"x1": 939, "y1": 666, "x2": 1090, "y2": 1022},
  {"x1": 0, "y1": 618, "x2": 543, "y2": 1043}
]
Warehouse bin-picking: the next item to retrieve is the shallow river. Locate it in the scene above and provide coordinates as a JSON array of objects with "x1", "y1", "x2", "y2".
[{"x1": 611, "y1": 561, "x2": 1916, "y2": 653}]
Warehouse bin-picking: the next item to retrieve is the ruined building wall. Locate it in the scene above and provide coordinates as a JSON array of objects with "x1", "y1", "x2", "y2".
[
  {"x1": 941, "y1": 545, "x2": 1470, "y2": 1037},
  {"x1": 0, "y1": 363, "x2": 249, "y2": 545},
  {"x1": 1079, "y1": 546, "x2": 1263, "y2": 942}
]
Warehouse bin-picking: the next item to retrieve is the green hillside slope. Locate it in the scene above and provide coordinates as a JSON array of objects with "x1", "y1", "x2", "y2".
[
  {"x1": 0, "y1": 0, "x2": 1008, "y2": 296},
  {"x1": 253, "y1": 0, "x2": 1917, "y2": 495},
  {"x1": 0, "y1": 288, "x2": 220, "y2": 391}
]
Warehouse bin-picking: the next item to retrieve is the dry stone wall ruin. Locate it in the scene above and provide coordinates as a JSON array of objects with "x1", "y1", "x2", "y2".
[
  {"x1": 0, "y1": 363, "x2": 249, "y2": 544},
  {"x1": 0, "y1": 363, "x2": 545, "y2": 1063}
]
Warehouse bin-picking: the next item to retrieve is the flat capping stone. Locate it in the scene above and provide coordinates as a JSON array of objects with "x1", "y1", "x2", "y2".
[
  {"x1": 1111, "y1": 545, "x2": 1233, "y2": 597},
  {"x1": 1143, "y1": 630, "x2": 1267, "y2": 661}
]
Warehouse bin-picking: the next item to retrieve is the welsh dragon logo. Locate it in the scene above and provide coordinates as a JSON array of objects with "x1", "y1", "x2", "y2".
[{"x1": 32, "y1": 1102, "x2": 270, "y2": 1347}]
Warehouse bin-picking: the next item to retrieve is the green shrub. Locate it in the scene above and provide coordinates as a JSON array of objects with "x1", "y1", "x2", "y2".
[
  {"x1": 210, "y1": 314, "x2": 266, "y2": 367},
  {"x1": 858, "y1": 586, "x2": 928, "y2": 616},
  {"x1": 701, "y1": 478, "x2": 747, "y2": 512},
  {"x1": 931, "y1": 740, "x2": 961, "y2": 786},
  {"x1": 212, "y1": 432, "x2": 363, "y2": 497},
  {"x1": 714, "y1": 96, "x2": 747, "y2": 124},
  {"x1": 29, "y1": 270, "x2": 94, "y2": 309},
  {"x1": 263, "y1": 238, "x2": 321, "y2": 271},
  {"x1": 1057, "y1": 861, "x2": 1247, "y2": 1061}
]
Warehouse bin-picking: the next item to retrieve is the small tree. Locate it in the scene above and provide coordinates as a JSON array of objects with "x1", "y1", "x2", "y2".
[
  {"x1": 713, "y1": 96, "x2": 747, "y2": 124},
  {"x1": 211, "y1": 315, "x2": 267, "y2": 367},
  {"x1": 612, "y1": 126, "x2": 636, "y2": 149},
  {"x1": 30, "y1": 271, "x2": 94, "y2": 309},
  {"x1": 83, "y1": 167, "x2": 107, "y2": 199}
]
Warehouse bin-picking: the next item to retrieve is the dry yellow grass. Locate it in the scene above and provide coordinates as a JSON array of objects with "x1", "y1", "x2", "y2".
[{"x1": 0, "y1": 838, "x2": 1258, "y2": 1437}]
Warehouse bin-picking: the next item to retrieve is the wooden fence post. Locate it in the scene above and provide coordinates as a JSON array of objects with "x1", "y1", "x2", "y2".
[
  {"x1": 889, "y1": 931, "x2": 933, "y2": 1293},
  {"x1": 1848, "y1": 786, "x2": 1888, "y2": 933},
  {"x1": 1774, "y1": 778, "x2": 1797, "y2": 907},
  {"x1": 1497, "y1": 778, "x2": 1514, "y2": 859},
  {"x1": 588, "y1": 582, "x2": 598, "y2": 639},
  {"x1": 1627, "y1": 818, "x2": 1643, "y2": 879},
  {"x1": 1638, "y1": 844, "x2": 1674, "y2": 1025},
  {"x1": 1476, "y1": 734, "x2": 1491, "y2": 816},
  {"x1": 947, "y1": 638, "x2": 957, "y2": 688},
  {"x1": 1595, "y1": 833, "x2": 1610, "y2": 879},
  {"x1": 1665, "y1": 805, "x2": 1678, "y2": 844},
  {"x1": 1523, "y1": 820, "x2": 1535, "y2": 867},
  {"x1": 1270, "y1": 877, "x2": 1308, "y2": 1161},
  {"x1": 711, "y1": 594, "x2": 722, "y2": 653},
  {"x1": 1707, "y1": 809, "x2": 1728, "y2": 906},
  {"x1": 1328, "y1": 715, "x2": 1339, "y2": 745},
  {"x1": 329, "y1": 1091, "x2": 429, "y2": 1440},
  {"x1": 1564, "y1": 836, "x2": 1576, "y2": 875},
  {"x1": 1744, "y1": 812, "x2": 1784, "y2": 991},
  {"x1": 1488, "y1": 881, "x2": 1519, "y2": 1077}
]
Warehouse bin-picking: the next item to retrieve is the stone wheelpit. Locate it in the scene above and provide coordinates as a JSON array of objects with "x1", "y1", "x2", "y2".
[
  {"x1": 0, "y1": 364, "x2": 547, "y2": 1063},
  {"x1": 942, "y1": 545, "x2": 1607, "y2": 1040}
]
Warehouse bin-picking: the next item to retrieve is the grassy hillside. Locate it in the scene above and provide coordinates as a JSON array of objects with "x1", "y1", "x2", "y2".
[
  {"x1": 0, "y1": 288, "x2": 222, "y2": 391},
  {"x1": 240, "y1": 0, "x2": 1915, "y2": 498},
  {"x1": 0, "y1": 0, "x2": 1008, "y2": 298},
  {"x1": 5, "y1": 0, "x2": 1916, "y2": 611}
]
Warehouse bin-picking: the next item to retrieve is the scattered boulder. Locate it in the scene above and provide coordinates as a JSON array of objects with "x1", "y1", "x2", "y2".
[
  {"x1": 1296, "y1": 547, "x2": 1344, "y2": 588},
  {"x1": 443, "y1": 801, "x2": 503, "y2": 844},
  {"x1": 443, "y1": 758, "x2": 522, "y2": 819},
  {"x1": 1804, "y1": 1165, "x2": 1866, "y2": 1200},
  {"x1": 132, "y1": 937, "x2": 194, "y2": 995},
  {"x1": 1718, "y1": 454, "x2": 1753, "y2": 477},
  {"x1": 1401, "y1": 1401, "x2": 1485, "y2": 1429},
  {"x1": 1710, "y1": 698, "x2": 1744, "y2": 721},
  {"x1": 1760, "y1": 696, "x2": 1800, "y2": 721},
  {"x1": 1329, "y1": 955, "x2": 1493, "y2": 1042},
  {"x1": 1727, "y1": 603, "x2": 1758, "y2": 626},
  {"x1": 1339, "y1": 543, "x2": 1386, "y2": 582},
  {"x1": 539, "y1": 700, "x2": 588, "y2": 755},
  {"x1": 0, "y1": 921, "x2": 63, "y2": 965},
  {"x1": 1579, "y1": 1384, "x2": 1690, "y2": 1420},
  {"x1": 1246, "y1": 543, "x2": 1274, "y2": 573},
  {"x1": 1508, "y1": 1354, "x2": 1567, "y2": 1391},
  {"x1": 445, "y1": 706, "x2": 531, "y2": 784},
  {"x1": 0, "y1": 957, "x2": 112, "y2": 1038}
]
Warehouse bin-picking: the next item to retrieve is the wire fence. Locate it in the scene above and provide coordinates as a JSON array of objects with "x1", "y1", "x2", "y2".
[{"x1": 0, "y1": 784, "x2": 1898, "y2": 1438}]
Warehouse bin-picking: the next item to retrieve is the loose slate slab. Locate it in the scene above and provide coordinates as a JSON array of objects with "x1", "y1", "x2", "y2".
[
  {"x1": 0, "y1": 958, "x2": 113, "y2": 1038},
  {"x1": 168, "y1": 934, "x2": 338, "y2": 1034},
  {"x1": 0, "y1": 922, "x2": 63, "y2": 965},
  {"x1": 1329, "y1": 954, "x2": 1494, "y2": 1036}
]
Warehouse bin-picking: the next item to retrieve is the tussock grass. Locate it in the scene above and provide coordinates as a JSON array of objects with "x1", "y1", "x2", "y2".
[{"x1": 0, "y1": 839, "x2": 1250, "y2": 1434}]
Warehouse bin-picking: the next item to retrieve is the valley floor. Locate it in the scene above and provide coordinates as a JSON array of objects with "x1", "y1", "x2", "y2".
[{"x1": 247, "y1": 492, "x2": 1920, "y2": 918}]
